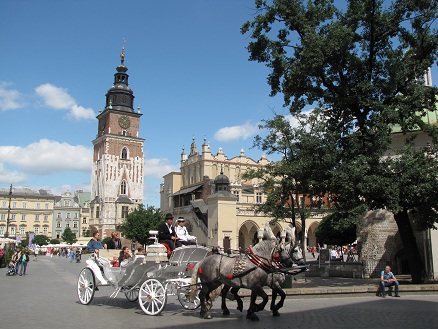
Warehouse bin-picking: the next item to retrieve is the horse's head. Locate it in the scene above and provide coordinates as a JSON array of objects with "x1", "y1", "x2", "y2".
[
  {"x1": 284, "y1": 226, "x2": 305, "y2": 266},
  {"x1": 275, "y1": 242, "x2": 294, "y2": 267}
]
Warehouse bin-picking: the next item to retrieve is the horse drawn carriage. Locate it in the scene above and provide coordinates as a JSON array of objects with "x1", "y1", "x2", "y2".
[{"x1": 77, "y1": 231, "x2": 210, "y2": 315}]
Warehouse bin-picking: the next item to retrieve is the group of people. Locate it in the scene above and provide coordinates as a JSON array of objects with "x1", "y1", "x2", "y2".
[
  {"x1": 9, "y1": 248, "x2": 30, "y2": 276},
  {"x1": 85, "y1": 213, "x2": 197, "y2": 259},
  {"x1": 158, "y1": 213, "x2": 197, "y2": 251},
  {"x1": 86, "y1": 230, "x2": 132, "y2": 267}
]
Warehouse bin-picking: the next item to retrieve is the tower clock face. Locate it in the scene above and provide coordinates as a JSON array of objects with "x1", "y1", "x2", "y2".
[{"x1": 118, "y1": 115, "x2": 131, "y2": 129}]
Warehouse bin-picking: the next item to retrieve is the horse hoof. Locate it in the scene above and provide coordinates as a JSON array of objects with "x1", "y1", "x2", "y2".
[
  {"x1": 204, "y1": 314, "x2": 212, "y2": 319},
  {"x1": 223, "y1": 309, "x2": 230, "y2": 316},
  {"x1": 250, "y1": 314, "x2": 259, "y2": 321},
  {"x1": 272, "y1": 311, "x2": 280, "y2": 317}
]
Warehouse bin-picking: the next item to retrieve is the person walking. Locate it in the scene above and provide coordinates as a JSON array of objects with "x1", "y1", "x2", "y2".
[{"x1": 18, "y1": 249, "x2": 30, "y2": 276}]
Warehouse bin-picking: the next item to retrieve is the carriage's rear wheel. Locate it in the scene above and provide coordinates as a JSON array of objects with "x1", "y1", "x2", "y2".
[
  {"x1": 124, "y1": 288, "x2": 139, "y2": 302},
  {"x1": 177, "y1": 286, "x2": 201, "y2": 310},
  {"x1": 77, "y1": 268, "x2": 95, "y2": 305},
  {"x1": 138, "y1": 279, "x2": 166, "y2": 315}
]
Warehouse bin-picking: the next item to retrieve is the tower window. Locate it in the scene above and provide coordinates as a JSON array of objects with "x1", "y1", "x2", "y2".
[
  {"x1": 112, "y1": 95, "x2": 117, "y2": 104},
  {"x1": 121, "y1": 147, "x2": 128, "y2": 160},
  {"x1": 121, "y1": 181, "x2": 127, "y2": 195}
]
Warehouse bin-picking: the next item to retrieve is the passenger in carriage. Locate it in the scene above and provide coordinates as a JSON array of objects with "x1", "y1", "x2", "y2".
[
  {"x1": 87, "y1": 231, "x2": 107, "y2": 254},
  {"x1": 106, "y1": 231, "x2": 122, "y2": 250},
  {"x1": 118, "y1": 246, "x2": 132, "y2": 265},
  {"x1": 137, "y1": 246, "x2": 146, "y2": 254},
  {"x1": 158, "y1": 213, "x2": 178, "y2": 251},
  {"x1": 175, "y1": 217, "x2": 197, "y2": 247}
]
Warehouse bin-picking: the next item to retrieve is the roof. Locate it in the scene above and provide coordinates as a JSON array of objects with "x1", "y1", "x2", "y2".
[
  {"x1": 115, "y1": 195, "x2": 133, "y2": 204},
  {"x1": 172, "y1": 183, "x2": 203, "y2": 196}
]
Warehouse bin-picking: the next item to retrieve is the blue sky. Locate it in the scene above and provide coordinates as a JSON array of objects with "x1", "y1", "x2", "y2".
[{"x1": 1, "y1": 1, "x2": 437, "y2": 208}]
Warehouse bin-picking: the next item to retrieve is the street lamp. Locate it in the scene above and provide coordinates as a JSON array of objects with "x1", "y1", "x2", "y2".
[{"x1": 4, "y1": 184, "x2": 12, "y2": 238}]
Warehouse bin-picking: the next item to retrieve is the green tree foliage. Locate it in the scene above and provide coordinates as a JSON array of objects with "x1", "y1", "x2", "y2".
[
  {"x1": 243, "y1": 0, "x2": 438, "y2": 282},
  {"x1": 315, "y1": 207, "x2": 365, "y2": 246},
  {"x1": 33, "y1": 235, "x2": 49, "y2": 246},
  {"x1": 243, "y1": 112, "x2": 336, "y2": 252},
  {"x1": 120, "y1": 205, "x2": 164, "y2": 246},
  {"x1": 61, "y1": 227, "x2": 77, "y2": 245},
  {"x1": 50, "y1": 239, "x2": 60, "y2": 244}
]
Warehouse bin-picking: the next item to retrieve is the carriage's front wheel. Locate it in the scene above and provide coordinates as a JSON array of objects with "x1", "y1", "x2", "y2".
[
  {"x1": 177, "y1": 286, "x2": 201, "y2": 310},
  {"x1": 139, "y1": 279, "x2": 166, "y2": 315},
  {"x1": 77, "y1": 268, "x2": 95, "y2": 305},
  {"x1": 124, "y1": 288, "x2": 139, "y2": 302}
]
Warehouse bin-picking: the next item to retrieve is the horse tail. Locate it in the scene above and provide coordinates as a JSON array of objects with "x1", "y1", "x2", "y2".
[
  {"x1": 188, "y1": 261, "x2": 201, "y2": 299},
  {"x1": 209, "y1": 284, "x2": 223, "y2": 301}
]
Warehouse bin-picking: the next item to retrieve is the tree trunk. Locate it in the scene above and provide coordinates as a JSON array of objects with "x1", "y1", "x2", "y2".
[{"x1": 393, "y1": 210, "x2": 425, "y2": 283}]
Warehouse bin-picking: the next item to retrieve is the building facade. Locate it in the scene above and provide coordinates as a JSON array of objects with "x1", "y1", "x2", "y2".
[
  {"x1": 90, "y1": 47, "x2": 144, "y2": 238},
  {"x1": 160, "y1": 138, "x2": 326, "y2": 250},
  {"x1": 76, "y1": 190, "x2": 91, "y2": 237},
  {"x1": 53, "y1": 191, "x2": 81, "y2": 239},
  {"x1": 0, "y1": 186, "x2": 54, "y2": 239}
]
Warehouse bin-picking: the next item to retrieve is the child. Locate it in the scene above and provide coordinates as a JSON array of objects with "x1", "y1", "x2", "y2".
[{"x1": 110, "y1": 256, "x2": 120, "y2": 267}]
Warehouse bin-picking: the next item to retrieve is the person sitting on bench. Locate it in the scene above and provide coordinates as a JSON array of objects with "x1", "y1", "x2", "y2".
[{"x1": 379, "y1": 265, "x2": 400, "y2": 297}]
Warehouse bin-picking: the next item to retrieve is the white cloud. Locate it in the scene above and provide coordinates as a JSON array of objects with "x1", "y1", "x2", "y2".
[
  {"x1": 35, "y1": 83, "x2": 76, "y2": 110},
  {"x1": 0, "y1": 81, "x2": 25, "y2": 111},
  {"x1": 0, "y1": 163, "x2": 27, "y2": 184},
  {"x1": 144, "y1": 158, "x2": 179, "y2": 179},
  {"x1": 214, "y1": 121, "x2": 259, "y2": 142},
  {"x1": 35, "y1": 83, "x2": 95, "y2": 120},
  {"x1": 68, "y1": 105, "x2": 96, "y2": 120},
  {"x1": 0, "y1": 139, "x2": 92, "y2": 175}
]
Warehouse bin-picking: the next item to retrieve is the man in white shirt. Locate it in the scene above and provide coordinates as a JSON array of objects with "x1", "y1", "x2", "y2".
[{"x1": 175, "y1": 217, "x2": 197, "y2": 247}]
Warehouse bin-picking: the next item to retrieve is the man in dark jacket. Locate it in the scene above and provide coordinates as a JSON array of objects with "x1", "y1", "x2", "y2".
[{"x1": 158, "y1": 213, "x2": 178, "y2": 251}]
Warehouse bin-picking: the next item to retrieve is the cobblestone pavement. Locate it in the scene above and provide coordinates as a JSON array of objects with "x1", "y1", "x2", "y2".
[{"x1": 1, "y1": 255, "x2": 437, "y2": 329}]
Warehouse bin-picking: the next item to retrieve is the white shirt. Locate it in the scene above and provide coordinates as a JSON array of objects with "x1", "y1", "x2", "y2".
[{"x1": 175, "y1": 225, "x2": 196, "y2": 242}]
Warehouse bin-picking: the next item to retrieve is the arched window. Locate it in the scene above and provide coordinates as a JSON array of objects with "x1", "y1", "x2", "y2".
[
  {"x1": 121, "y1": 147, "x2": 128, "y2": 160},
  {"x1": 120, "y1": 181, "x2": 127, "y2": 195}
]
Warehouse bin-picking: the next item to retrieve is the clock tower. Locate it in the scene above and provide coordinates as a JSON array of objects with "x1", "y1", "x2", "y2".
[{"x1": 90, "y1": 45, "x2": 144, "y2": 237}]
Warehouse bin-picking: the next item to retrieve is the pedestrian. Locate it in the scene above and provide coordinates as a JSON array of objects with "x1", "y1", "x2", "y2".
[
  {"x1": 34, "y1": 246, "x2": 39, "y2": 261},
  {"x1": 379, "y1": 265, "x2": 400, "y2": 297},
  {"x1": 18, "y1": 249, "x2": 30, "y2": 276}
]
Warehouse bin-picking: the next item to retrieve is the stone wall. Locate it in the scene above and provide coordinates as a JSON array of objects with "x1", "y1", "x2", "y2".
[{"x1": 357, "y1": 210, "x2": 402, "y2": 278}]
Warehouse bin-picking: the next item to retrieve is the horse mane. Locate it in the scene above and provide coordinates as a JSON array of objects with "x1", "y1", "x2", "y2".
[{"x1": 285, "y1": 226, "x2": 297, "y2": 246}]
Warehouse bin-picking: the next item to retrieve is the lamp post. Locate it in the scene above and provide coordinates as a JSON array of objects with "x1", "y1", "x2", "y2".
[{"x1": 4, "y1": 184, "x2": 12, "y2": 238}]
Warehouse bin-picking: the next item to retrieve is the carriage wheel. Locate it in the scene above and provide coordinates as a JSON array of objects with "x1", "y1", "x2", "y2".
[
  {"x1": 77, "y1": 268, "x2": 95, "y2": 305},
  {"x1": 138, "y1": 279, "x2": 166, "y2": 315},
  {"x1": 177, "y1": 286, "x2": 201, "y2": 310},
  {"x1": 124, "y1": 288, "x2": 139, "y2": 302}
]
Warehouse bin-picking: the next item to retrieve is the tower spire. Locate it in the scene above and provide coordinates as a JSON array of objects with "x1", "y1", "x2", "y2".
[{"x1": 120, "y1": 38, "x2": 126, "y2": 64}]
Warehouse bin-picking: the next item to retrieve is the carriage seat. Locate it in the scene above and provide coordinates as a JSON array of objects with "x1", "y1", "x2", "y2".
[
  {"x1": 144, "y1": 243, "x2": 168, "y2": 262},
  {"x1": 98, "y1": 249, "x2": 122, "y2": 262}
]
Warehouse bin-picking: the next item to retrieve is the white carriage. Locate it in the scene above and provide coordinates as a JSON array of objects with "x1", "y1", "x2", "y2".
[{"x1": 77, "y1": 231, "x2": 210, "y2": 315}]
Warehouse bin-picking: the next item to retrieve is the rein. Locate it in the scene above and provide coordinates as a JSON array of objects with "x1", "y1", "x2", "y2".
[{"x1": 246, "y1": 246, "x2": 276, "y2": 274}]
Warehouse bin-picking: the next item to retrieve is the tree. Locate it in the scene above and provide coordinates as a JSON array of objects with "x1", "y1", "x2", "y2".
[
  {"x1": 315, "y1": 207, "x2": 364, "y2": 246},
  {"x1": 50, "y1": 239, "x2": 60, "y2": 244},
  {"x1": 242, "y1": 0, "x2": 438, "y2": 282},
  {"x1": 243, "y1": 112, "x2": 336, "y2": 254},
  {"x1": 33, "y1": 235, "x2": 49, "y2": 246},
  {"x1": 61, "y1": 227, "x2": 77, "y2": 245},
  {"x1": 120, "y1": 205, "x2": 164, "y2": 246}
]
